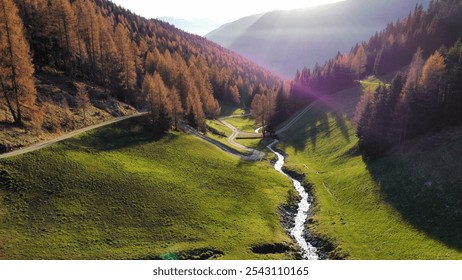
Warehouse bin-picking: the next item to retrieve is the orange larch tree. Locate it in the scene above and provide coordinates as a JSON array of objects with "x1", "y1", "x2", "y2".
[{"x1": 0, "y1": 0, "x2": 37, "y2": 126}]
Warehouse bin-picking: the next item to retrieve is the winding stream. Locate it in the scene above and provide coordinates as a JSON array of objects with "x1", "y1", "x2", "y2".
[{"x1": 267, "y1": 140, "x2": 319, "y2": 260}]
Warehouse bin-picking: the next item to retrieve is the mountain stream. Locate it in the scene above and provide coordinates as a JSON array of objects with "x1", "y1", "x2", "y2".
[{"x1": 267, "y1": 140, "x2": 319, "y2": 260}]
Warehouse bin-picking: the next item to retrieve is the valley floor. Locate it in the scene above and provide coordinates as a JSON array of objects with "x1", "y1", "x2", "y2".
[{"x1": 2, "y1": 78, "x2": 462, "y2": 260}]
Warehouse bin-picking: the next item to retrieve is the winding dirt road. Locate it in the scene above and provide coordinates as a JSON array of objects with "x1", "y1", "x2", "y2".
[
  {"x1": 219, "y1": 119, "x2": 265, "y2": 160},
  {"x1": 0, "y1": 112, "x2": 148, "y2": 159},
  {"x1": 189, "y1": 106, "x2": 315, "y2": 161},
  {"x1": 180, "y1": 118, "x2": 265, "y2": 161}
]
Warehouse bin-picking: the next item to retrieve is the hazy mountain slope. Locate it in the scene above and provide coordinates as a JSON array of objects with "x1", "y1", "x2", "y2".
[
  {"x1": 158, "y1": 17, "x2": 223, "y2": 35},
  {"x1": 206, "y1": 13, "x2": 264, "y2": 47},
  {"x1": 206, "y1": 0, "x2": 432, "y2": 77}
]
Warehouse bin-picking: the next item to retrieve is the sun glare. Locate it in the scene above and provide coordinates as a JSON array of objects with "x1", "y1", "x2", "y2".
[{"x1": 111, "y1": 0, "x2": 345, "y2": 21}]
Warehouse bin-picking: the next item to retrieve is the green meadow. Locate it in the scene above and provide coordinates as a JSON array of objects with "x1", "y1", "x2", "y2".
[
  {"x1": 224, "y1": 117, "x2": 259, "y2": 133},
  {"x1": 0, "y1": 119, "x2": 295, "y2": 259}
]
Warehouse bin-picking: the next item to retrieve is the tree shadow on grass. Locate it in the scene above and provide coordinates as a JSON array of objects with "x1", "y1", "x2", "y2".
[
  {"x1": 366, "y1": 138, "x2": 462, "y2": 252},
  {"x1": 339, "y1": 144, "x2": 361, "y2": 159},
  {"x1": 279, "y1": 107, "x2": 330, "y2": 153},
  {"x1": 332, "y1": 111, "x2": 350, "y2": 143},
  {"x1": 61, "y1": 118, "x2": 171, "y2": 153},
  {"x1": 279, "y1": 103, "x2": 351, "y2": 154}
]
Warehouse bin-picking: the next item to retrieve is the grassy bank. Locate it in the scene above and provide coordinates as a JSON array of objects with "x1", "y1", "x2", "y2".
[
  {"x1": 219, "y1": 105, "x2": 246, "y2": 117},
  {"x1": 236, "y1": 138, "x2": 266, "y2": 151},
  {"x1": 0, "y1": 119, "x2": 295, "y2": 259},
  {"x1": 225, "y1": 117, "x2": 258, "y2": 133},
  {"x1": 277, "y1": 78, "x2": 462, "y2": 259}
]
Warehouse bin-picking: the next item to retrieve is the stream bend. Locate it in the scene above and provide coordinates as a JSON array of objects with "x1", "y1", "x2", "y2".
[{"x1": 267, "y1": 140, "x2": 319, "y2": 260}]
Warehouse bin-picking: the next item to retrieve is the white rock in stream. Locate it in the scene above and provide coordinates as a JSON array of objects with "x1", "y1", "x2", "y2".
[{"x1": 267, "y1": 140, "x2": 319, "y2": 260}]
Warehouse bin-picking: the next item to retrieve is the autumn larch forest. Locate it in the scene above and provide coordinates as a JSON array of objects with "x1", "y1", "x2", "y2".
[{"x1": 0, "y1": 0, "x2": 281, "y2": 143}]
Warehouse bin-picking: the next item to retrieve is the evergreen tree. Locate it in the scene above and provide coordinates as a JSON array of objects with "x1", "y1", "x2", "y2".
[
  {"x1": 444, "y1": 39, "x2": 462, "y2": 122},
  {"x1": 354, "y1": 87, "x2": 377, "y2": 159}
]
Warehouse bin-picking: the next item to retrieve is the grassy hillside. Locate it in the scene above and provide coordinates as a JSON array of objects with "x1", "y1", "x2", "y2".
[
  {"x1": 277, "y1": 78, "x2": 462, "y2": 259},
  {"x1": 0, "y1": 118, "x2": 295, "y2": 260}
]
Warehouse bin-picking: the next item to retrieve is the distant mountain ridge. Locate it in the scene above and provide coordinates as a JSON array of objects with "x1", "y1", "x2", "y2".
[
  {"x1": 206, "y1": 0, "x2": 432, "y2": 77},
  {"x1": 159, "y1": 17, "x2": 223, "y2": 36}
]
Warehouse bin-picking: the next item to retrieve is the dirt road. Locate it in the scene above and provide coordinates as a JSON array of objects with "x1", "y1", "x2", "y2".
[{"x1": 0, "y1": 112, "x2": 148, "y2": 159}]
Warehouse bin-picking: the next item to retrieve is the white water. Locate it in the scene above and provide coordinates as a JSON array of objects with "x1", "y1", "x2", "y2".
[
  {"x1": 267, "y1": 140, "x2": 319, "y2": 260},
  {"x1": 255, "y1": 125, "x2": 266, "y2": 133}
]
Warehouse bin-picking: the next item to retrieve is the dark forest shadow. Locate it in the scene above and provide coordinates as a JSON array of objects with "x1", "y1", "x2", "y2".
[
  {"x1": 279, "y1": 107, "x2": 331, "y2": 153},
  {"x1": 61, "y1": 118, "x2": 169, "y2": 153},
  {"x1": 0, "y1": 121, "x2": 15, "y2": 127},
  {"x1": 279, "y1": 101, "x2": 353, "y2": 154},
  {"x1": 366, "y1": 132, "x2": 462, "y2": 251}
]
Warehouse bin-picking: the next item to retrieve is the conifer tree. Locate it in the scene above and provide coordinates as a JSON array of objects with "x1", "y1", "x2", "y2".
[
  {"x1": 353, "y1": 44, "x2": 368, "y2": 78},
  {"x1": 142, "y1": 73, "x2": 172, "y2": 132},
  {"x1": 15, "y1": 0, "x2": 50, "y2": 69},
  {"x1": 52, "y1": 0, "x2": 78, "y2": 71},
  {"x1": 169, "y1": 86, "x2": 182, "y2": 129},
  {"x1": 97, "y1": 12, "x2": 117, "y2": 86},
  {"x1": 251, "y1": 93, "x2": 266, "y2": 128},
  {"x1": 0, "y1": 0, "x2": 36, "y2": 126},
  {"x1": 75, "y1": 83, "x2": 91, "y2": 123},
  {"x1": 353, "y1": 87, "x2": 376, "y2": 157},
  {"x1": 404, "y1": 47, "x2": 424, "y2": 92},
  {"x1": 144, "y1": 50, "x2": 158, "y2": 74},
  {"x1": 75, "y1": 0, "x2": 102, "y2": 76},
  {"x1": 114, "y1": 23, "x2": 136, "y2": 103},
  {"x1": 418, "y1": 51, "x2": 445, "y2": 93},
  {"x1": 228, "y1": 84, "x2": 240, "y2": 105},
  {"x1": 187, "y1": 91, "x2": 205, "y2": 132}
]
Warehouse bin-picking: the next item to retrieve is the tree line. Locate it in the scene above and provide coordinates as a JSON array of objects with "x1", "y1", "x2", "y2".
[
  {"x1": 0, "y1": 0, "x2": 281, "y2": 132},
  {"x1": 355, "y1": 41, "x2": 462, "y2": 159},
  {"x1": 266, "y1": 0, "x2": 462, "y2": 157},
  {"x1": 352, "y1": 0, "x2": 462, "y2": 159},
  {"x1": 290, "y1": 0, "x2": 462, "y2": 104}
]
